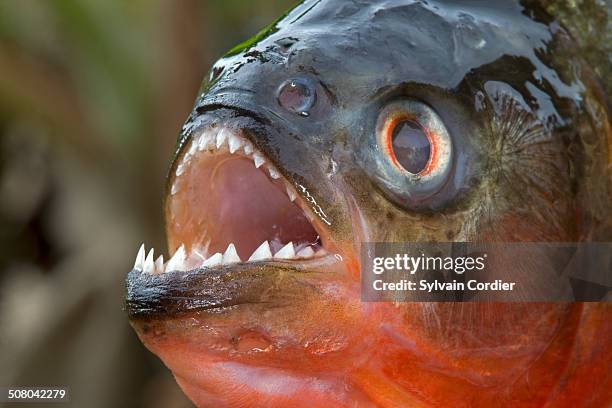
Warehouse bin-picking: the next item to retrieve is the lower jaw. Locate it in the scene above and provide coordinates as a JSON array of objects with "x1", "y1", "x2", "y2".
[{"x1": 132, "y1": 300, "x2": 600, "y2": 407}]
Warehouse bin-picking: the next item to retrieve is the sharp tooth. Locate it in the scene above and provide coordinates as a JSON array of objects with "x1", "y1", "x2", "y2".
[
  {"x1": 189, "y1": 138, "x2": 200, "y2": 156},
  {"x1": 192, "y1": 134, "x2": 202, "y2": 150},
  {"x1": 222, "y1": 243, "x2": 241, "y2": 264},
  {"x1": 166, "y1": 244, "x2": 186, "y2": 272},
  {"x1": 154, "y1": 255, "x2": 164, "y2": 274},
  {"x1": 228, "y1": 134, "x2": 243, "y2": 153},
  {"x1": 134, "y1": 244, "x2": 145, "y2": 271},
  {"x1": 296, "y1": 246, "x2": 315, "y2": 258},
  {"x1": 286, "y1": 186, "x2": 297, "y2": 202},
  {"x1": 176, "y1": 163, "x2": 185, "y2": 177},
  {"x1": 183, "y1": 140, "x2": 198, "y2": 162},
  {"x1": 243, "y1": 143, "x2": 254, "y2": 155},
  {"x1": 202, "y1": 253, "x2": 222, "y2": 268},
  {"x1": 248, "y1": 241, "x2": 272, "y2": 261},
  {"x1": 216, "y1": 128, "x2": 231, "y2": 148},
  {"x1": 274, "y1": 242, "x2": 295, "y2": 259},
  {"x1": 253, "y1": 153, "x2": 265, "y2": 168},
  {"x1": 198, "y1": 131, "x2": 213, "y2": 151},
  {"x1": 144, "y1": 248, "x2": 155, "y2": 274},
  {"x1": 268, "y1": 167, "x2": 280, "y2": 179}
]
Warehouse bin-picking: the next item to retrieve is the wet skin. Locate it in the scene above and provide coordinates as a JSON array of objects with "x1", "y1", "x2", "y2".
[{"x1": 126, "y1": 1, "x2": 611, "y2": 406}]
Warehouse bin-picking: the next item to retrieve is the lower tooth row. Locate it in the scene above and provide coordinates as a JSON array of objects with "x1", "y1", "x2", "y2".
[{"x1": 133, "y1": 241, "x2": 327, "y2": 274}]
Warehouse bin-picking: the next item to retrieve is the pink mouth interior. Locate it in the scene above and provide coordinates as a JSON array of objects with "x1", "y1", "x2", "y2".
[{"x1": 167, "y1": 154, "x2": 320, "y2": 260}]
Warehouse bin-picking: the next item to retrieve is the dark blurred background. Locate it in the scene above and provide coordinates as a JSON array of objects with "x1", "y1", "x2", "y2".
[{"x1": 0, "y1": 1, "x2": 292, "y2": 407}]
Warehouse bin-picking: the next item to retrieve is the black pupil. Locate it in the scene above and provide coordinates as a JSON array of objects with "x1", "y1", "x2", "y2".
[{"x1": 391, "y1": 120, "x2": 431, "y2": 174}]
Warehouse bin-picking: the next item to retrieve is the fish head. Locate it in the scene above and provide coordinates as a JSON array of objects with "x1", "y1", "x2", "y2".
[{"x1": 126, "y1": 0, "x2": 612, "y2": 406}]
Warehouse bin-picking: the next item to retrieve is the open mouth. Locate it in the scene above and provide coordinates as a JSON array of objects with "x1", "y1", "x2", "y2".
[{"x1": 132, "y1": 124, "x2": 333, "y2": 275}]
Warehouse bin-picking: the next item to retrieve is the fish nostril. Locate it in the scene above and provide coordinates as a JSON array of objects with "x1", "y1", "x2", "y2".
[
  {"x1": 277, "y1": 77, "x2": 317, "y2": 117},
  {"x1": 275, "y1": 36, "x2": 298, "y2": 53},
  {"x1": 210, "y1": 65, "x2": 225, "y2": 83}
]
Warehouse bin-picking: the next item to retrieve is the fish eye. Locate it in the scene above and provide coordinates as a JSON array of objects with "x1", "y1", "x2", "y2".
[
  {"x1": 277, "y1": 77, "x2": 317, "y2": 116},
  {"x1": 373, "y1": 99, "x2": 453, "y2": 206}
]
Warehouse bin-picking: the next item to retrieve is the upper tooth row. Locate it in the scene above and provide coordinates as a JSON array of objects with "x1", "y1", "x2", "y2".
[
  {"x1": 133, "y1": 241, "x2": 326, "y2": 275},
  {"x1": 175, "y1": 127, "x2": 296, "y2": 201}
]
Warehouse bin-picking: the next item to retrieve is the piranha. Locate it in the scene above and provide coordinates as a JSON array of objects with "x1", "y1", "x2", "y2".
[{"x1": 126, "y1": 0, "x2": 611, "y2": 406}]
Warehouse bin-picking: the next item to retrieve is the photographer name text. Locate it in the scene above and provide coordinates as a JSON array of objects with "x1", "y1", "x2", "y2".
[{"x1": 370, "y1": 253, "x2": 516, "y2": 293}]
